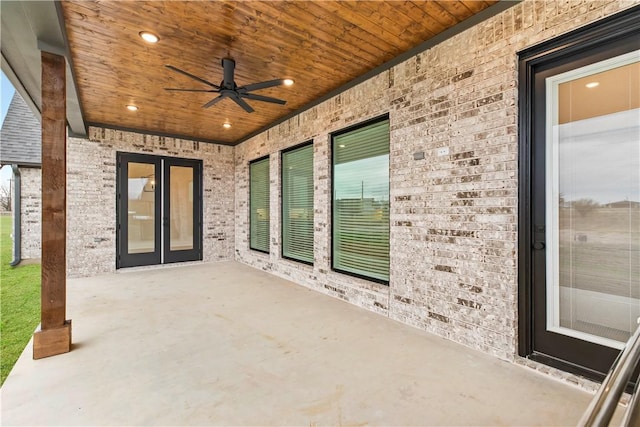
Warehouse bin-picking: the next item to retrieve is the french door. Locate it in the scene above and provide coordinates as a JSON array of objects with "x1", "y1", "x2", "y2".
[
  {"x1": 116, "y1": 153, "x2": 202, "y2": 268},
  {"x1": 519, "y1": 8, "x2": 640, "y2": 379}
]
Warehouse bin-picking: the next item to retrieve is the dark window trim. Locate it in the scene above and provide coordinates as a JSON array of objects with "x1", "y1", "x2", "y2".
[
  {"x1": 248, "y1": 154, "x2": 271, "y2": 165},
  {"x1": 334, "y1": 268, "x2": 390, "y2": 287},
  {"x1": 281, "y1": 139, "x2": 314, "y2": 155},
  {"x1": 518, "y1": 5, "x2": 640, "y2": 361},
  {"x1": 280, "y1": 140, "x2": 315, "y2": 266},
  {"x1": 251, "y1": 248, "x2": 270, "y2": 255},
  {"x1": 249, "y1": 155, "x2": 271, "y2": 254},
  {"x1": 330, "y1": 114, "x2": 391, "y2": 286},
  {"x1": 281, "y1": 255, "x2": 314, "y2": 267},
  {"x1": 330, "y1": 113, "x2": 390, "y2": 139}
]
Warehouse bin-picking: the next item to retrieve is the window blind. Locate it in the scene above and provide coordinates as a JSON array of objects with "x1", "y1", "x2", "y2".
[
  {"x1": 250, "y1": 157, "x2": 270, "y2": 252},
  {"x1": 282, "y1": 143, "x2": 314, "y2": 263},
  {"x1": 332, "y1": 119, "x2": 390, "y2": 282}
]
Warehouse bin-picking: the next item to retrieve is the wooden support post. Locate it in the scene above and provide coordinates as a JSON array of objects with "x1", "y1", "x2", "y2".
[{"x1": 33, "y1": 50, "x2": 71, "y2": 359}]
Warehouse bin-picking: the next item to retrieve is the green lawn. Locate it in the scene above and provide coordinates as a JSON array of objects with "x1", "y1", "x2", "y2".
[{"x1": 0, "y1": 214, "x2": 40, "y2": 385}]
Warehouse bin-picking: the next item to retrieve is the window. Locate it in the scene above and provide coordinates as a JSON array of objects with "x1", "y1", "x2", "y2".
[
  {"x1": 282, "y1": 143, "x2": 314, "y2": 264},
  {"x1": 249, "y1": 157, "x2": 270, "y2": 253},
  {"x1": 332, "y1": 118, "x2": 390, "y2": 283}
]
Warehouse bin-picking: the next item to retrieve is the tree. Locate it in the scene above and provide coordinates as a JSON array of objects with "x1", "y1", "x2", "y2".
[
  {"x1": 0, "y1": 182, "x2": 11, "y2": 211},
  {"x1": 571, "y1": 198, "x2": 599, "y2": 217}
]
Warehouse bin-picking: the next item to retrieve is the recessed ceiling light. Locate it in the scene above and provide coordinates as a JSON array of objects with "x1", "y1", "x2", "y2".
[
  {"x1": 223, "y1": 123, "x2": 232, "y2": 129},
  {"x1": 338, "y1": 144, "x2": 345, "y2": 148},
  {"x1": 126, "y1": 105, "x2": 138, "y2": 111},
  {"x1": 585, "y1": 82, "x2": 599, "y2": 88},
  {"x1": 283, "y1": 79, "x2": 294, "y2": 86},
  {"x1": 139, "y1": 31, "x2": 159, "y2": 43}
]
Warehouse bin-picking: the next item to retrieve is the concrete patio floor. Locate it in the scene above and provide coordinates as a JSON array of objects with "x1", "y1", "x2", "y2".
[{"x1": 0, "y1": 261, "x2": 617, "y2": 426}]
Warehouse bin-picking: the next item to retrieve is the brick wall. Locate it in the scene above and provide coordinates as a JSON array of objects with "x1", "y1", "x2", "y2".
[
  {"x1": 235, "y1": 0, "x2": 638, "y2": 360},
  {"x1": 66, "y1": 127, "x2": 235, "y2": 277},
  {"x1": 20, "y1": 167, "x2": 41, "y2": 260}
]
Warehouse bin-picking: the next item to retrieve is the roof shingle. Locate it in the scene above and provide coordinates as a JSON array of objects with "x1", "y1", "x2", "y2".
[{"x1": 0, "y1": 92, "x2": 41, "y2": 167}]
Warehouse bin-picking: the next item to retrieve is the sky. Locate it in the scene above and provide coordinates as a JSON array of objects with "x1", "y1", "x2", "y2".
[
  {"x1": 1, "y1": 71, "x2": 16, "y2": 185},
  {"x1": 1, "y1": 72, "x2": 14, "y2": 122},
  {"x1": 334, "y1": 155, "x2": 389, "y2": 202}
]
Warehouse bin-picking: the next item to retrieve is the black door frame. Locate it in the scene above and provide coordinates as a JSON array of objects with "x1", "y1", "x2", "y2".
[
  {"x1": 116, "y1": 153, "x2": 162, "y2": 268},
  {"x1": 518, "y1": 5, "x2": 640, "y2": 381},
  {"x1": 163, "y1": 156, "x2": 203, "y2": 264},
  {"x1": 116, "y1": 152, "x2": 203, "y2": 269}
]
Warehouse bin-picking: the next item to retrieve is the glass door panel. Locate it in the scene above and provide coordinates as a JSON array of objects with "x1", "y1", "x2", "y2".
[
  {"x1": 118, "y1": 153, "x2": 161, "y2": 268},
  {"x1": 169, "y1": 166, "x2": 194, "y2": 251},
  {"x1": 127, "y1": 162, "x2": 157, "y2": 254},
  {"x1": 546, "y1": 52, "x2": 640, "y2": 349},
  {"x1": 163, "y1": 157, "x2": 202, "y2": 264}
]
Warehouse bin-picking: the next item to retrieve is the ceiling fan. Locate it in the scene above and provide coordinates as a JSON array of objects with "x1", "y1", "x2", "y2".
[{"x1": 164, "y1": 58, "x2": 291, "y2": 113}]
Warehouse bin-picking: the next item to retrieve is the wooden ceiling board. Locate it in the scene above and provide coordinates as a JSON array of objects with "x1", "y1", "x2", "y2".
[
  {"x1": 60, "y1": 0, "x2": 499, "y2": 144},
  {"x1": 461, "y1": 1, "x2": 493, "y2": 14}
]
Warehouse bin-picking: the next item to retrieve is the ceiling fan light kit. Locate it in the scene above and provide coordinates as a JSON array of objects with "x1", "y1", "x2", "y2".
[{"x1": 165, "y1": 58, "x2": 291, "y2": 113}]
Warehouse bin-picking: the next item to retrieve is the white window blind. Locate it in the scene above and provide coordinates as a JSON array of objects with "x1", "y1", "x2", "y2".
[
  {"x1": 282, "y1": 143, "x2": 314, "y2": 263},
  {"x1": 250, "y1": 157, "x2": 270, "y2": 252},
  {"x1": 332, "y1": 119, "x2": 390, "y2": 282}
]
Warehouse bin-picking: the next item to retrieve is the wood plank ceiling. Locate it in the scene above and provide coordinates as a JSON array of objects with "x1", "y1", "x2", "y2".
[{"x1": 60, "y1": 1, "x2": 498, "y2": 145}]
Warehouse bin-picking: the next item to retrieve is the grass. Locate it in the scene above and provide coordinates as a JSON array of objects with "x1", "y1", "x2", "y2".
[{"x1": 0, "y1": 214, "x2": 40, "y2": 386}]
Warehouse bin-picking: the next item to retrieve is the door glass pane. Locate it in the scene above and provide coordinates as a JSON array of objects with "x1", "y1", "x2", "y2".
[
  {"x1": 127, "y1": 162, "x2": 156, "y2": 254},
  {"x1": 169, "y1": 166, "x2": 194, "y2": 251},
  {"x1": 546, "y1": 51, "x2": 640, "y2": 348}
]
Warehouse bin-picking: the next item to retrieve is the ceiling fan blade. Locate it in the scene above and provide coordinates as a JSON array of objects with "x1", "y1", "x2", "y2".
[
  {"x1": 165, "y1": 65, "x2": 220, "y2": 90},
  {"x1": 230, "y1": 93, "x2": 254, "y2": 113},
  {"x1": 202, "y1": 95, "x2": 225, "y2": 109},
  {"x1": 239, "y1": 79, "x2": 285, "y2": 92},
  {"x1": 239, "y1": 92, "x2": 286, "y2": 105},
  {"x1": 165, "y1": 88, "x2": 219, "y2": 92}
]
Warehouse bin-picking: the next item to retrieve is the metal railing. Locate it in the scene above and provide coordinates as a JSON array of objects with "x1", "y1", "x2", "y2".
[{"x1": 578, "y1": 320, "x2": 640, "y2": 427}]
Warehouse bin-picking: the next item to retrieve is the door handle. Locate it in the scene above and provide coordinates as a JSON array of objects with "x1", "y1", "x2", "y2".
[{"x1": 533, "y1": 241, "x2": 545, "y2": 250}]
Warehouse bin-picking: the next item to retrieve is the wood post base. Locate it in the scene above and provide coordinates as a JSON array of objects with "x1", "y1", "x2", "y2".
[{"x1": 33, "y1": 320, "x2": 72, "y2": 359}]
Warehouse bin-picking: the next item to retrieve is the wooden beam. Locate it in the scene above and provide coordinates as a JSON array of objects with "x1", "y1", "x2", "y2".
[{"x1": 33, "y1": 50, "x2": 71, "y2": 360}]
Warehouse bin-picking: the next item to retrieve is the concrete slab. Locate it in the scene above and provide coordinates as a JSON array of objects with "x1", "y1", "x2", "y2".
[{"x1": 0, "y1": 261, "x2": 612, "y2": 425}]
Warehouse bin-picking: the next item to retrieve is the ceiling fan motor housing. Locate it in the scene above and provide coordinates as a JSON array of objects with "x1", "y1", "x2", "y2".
[{"x1": 221, "y1": 58, "x2": 236, "y2": 90}]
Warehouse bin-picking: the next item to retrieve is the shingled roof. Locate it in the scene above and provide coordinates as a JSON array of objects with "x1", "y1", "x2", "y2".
[{"x1": 0, "y1": 92, "x2": 41, "y2": 167}]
